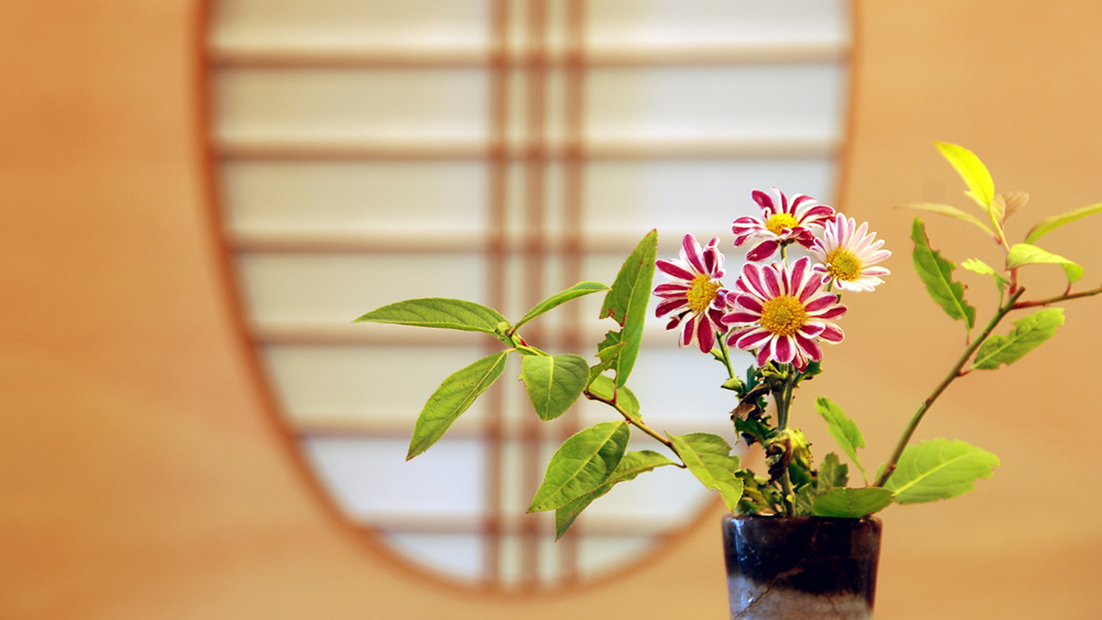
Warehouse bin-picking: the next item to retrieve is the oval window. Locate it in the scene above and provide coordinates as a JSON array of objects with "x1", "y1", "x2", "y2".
[{"x1": 206, "y1": 0, "x2": 852, "y2": 589}]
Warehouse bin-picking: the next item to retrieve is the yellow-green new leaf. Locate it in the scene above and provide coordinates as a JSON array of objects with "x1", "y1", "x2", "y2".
[
  {"x1": 669, "y1": 433, "x2": 743, "y2": 511},
  {"x1": 972, "y1": 308, "x2": 1064, "y2": 370},
  {"x1": 529, "y1": 422, "x2": 629, "y2": 513},
  {"x1": 912, "y1": 218, "x2": 976, "y2": 329},
  {"x1": 554, "y1": 450, "x2": 675, "y2": 539},
  {"x1": 961, "y1": 258, "x2": 1009, "y2": 293},
  {"x1": 1006, "y1": 243, "x2": 1083, "y2": 285},
  {"x1": 407, "y1": 351, "x2": 510, "y2": 459},
  {"x1": 935, "y1": 141, "x2": 995, "y2": 210},
  {"x1": 1025, "y1": 202, "x2": 1102, "y2": 244},
  {"x1": 521, "y1": 354, "x2": 590, "y2": 421},
  {"x1": 885, "y1": 439, "x2": 999, "y2": 504},
  {"x1": 905, "y1": 203, "x2": 994, "y2": 237}
]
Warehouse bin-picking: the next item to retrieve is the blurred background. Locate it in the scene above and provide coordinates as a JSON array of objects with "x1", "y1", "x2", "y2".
[{"x1": 3, "y1": 1, "x2": 1102, "y2": 619}]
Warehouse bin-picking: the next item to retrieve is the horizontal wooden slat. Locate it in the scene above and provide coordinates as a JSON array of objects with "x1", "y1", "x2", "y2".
[
  {"x1": 209, "y1": 41, "x2": 848, "y2": 69},
  {"x1": 356, "y1": 512, "x2": 703, "y2": 536},
  {"x1": 214, "y1": 136, "x2": 840, "y2": 161}
]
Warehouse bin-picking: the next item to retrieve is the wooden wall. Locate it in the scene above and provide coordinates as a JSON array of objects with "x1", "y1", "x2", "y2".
[{"x1": 2, "y1": 2, "x2": 1100, "y2": 618}]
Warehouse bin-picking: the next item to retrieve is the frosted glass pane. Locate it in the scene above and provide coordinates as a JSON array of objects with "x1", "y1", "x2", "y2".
[
  {"x1": 586, "y1": 0, "x2": 848, "y2": 47},
  {"x1": 265, "y1": 345, "x2": 491, "y2": 424},
  {"x1": 215, "y1": 68, "x2": 489, "y2": 142},
  {"x1": 385, "y1": 533, "x2": 486, "y2": 582},
  {"x1": 214, "y1": 0, "x2": 490, "y2": 49},
  {"x1": 223, "y1": 161, "x2": 487, "y2": 235},
  {"x1": 237, "y1": 253, "x2": 488, "y2": 324},
  {"x1": 304, "y1": 437, "x2": 486, "y2": 517},
  {"x1": 584, "y1": 159, "x2": 837, "y2": 237},
  {"x1": 576, "y1": 536, "x2": 657, "y2": 579},
  {"x1": 586, "y1": 65, "x2": 846, "y2": 141}
]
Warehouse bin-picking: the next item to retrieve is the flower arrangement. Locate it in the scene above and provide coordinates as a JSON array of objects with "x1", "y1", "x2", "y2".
[{"x1": 356, "y1": 142, "x2": 1102, "y2": 537}]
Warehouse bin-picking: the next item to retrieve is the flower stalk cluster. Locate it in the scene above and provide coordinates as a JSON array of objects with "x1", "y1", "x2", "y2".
[{"x1": 358, "y1": 142, "x2": 1102, "y2": 535}]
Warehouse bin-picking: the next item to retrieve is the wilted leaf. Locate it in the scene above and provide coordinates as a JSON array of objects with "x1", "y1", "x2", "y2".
[
  {"x1": 554, "y1": 450, "x2": 674, "y2": 539},
  {"x1": 669, "y1": 433, "x2": 743, "y2": 511},
  {"x1": 812, "y1": 487, "x2": 895, "y2": 518},
  {"x1": 998, "y1": 191, "x2": 1030, "y2": 221},
  {"x1": 407, "y1": 351, "x2": 509, "y2": 459},
  {"x1": 972, "y1": 308, "x2": 1064, "y2": 370},
  {"x1": 1025, "y1": 202, "x2": 1102, "y2": 244},
  {"x1": 514, "y1": 282, "x2": 609, "y2": 331},
  {"x1": 912, "y1": 218, "x2": 976, "y2": 329},
  {"x1": 529, "y1": 422, "x2": 630, "y2": 513},
  {"x1": 1006, "y1": 243, "x2": 1083, "y2": 285},
  {"x1": 884, "y1": 439, "x2": 1000, "y2": 504},
  {"x1": 356, "y1": 298, "x2": 507, "y2": 335},
  {"x1": 935, "y1": 141, "x2": 995, "y2": 209},
  {"x1": 599, "y1": 230, "x2": 658, "y2": 387},
  {"x1": 521, "y1": 354, "x2": 590, "y2": 421}
]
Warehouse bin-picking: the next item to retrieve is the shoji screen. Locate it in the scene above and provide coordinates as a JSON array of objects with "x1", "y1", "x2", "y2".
[{"x1": 208, "y1": 0, "x2": 850, "y2": 590}]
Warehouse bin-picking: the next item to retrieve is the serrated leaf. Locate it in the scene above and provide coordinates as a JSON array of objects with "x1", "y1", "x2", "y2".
[
  {"x1": 669, "y1": 433, "x2": 743, "y2": 511},
  {"x1": 884, "y1": 439, "x2": 1000, "y2": 504},
  {"x1": 529, "y1": 422, "x2": 630, "y2": 513},
  {"x1": 514, "y1": 281, "x2": 610, "y2": 331},
  {"x1": 599, "y1": 230, "x2": 658, "y2": 387},
  {"x1": 912, "y1": 218, "x2": 976, "y2": 329},
  {"x1": 586, "y1": 374, "x2": 642, "y2": 425},
  {"x1": 961, "y1": 258, "x2": 1009, "y2": 293},
  {"x1": 972, "y1": 308, "x2": 1064, "y2": 370},
  {"x1": 407, "y1": 351, "x2": 509, "y2": 459},
  {"x1": 520, "y1": 354, "x2": 590, "y2": 421},
  {"x1": 812, "y1": 487, "x2": 895, "y2": 518},
  {"x1": 905, "y1": 203, "x2": 994, "y2": 236},
  {"x1": 935, "y1": 141, "x2": 995, "y2": 209},
  {"x1": 554, "y1": 450, "x2": 674, "y2": 539},
  {"x1": 1025, "y1": 202, "x2": 1102, "y2": 244},
  {"x1": 815, "y1": 397, "x2": 867, "y2": 479},
  {"x1": 817, "y1": 453, "x2": 849, "y2": 491},
  {"x1": 356, "y1": 298, "x2": 508, "y2": 335},
  {"x1": 1006, "y1": 243, "x2": 1083, "y2": 285}
]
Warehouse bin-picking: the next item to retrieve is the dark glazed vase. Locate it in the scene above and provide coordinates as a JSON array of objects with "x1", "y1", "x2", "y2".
[{"x1": 722, "y1": 514, "x2": 882, "y2": 620}]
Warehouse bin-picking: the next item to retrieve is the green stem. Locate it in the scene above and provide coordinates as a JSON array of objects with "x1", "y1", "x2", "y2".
[
  {"x1": 873, "y1": 288, "x2": 1025, "y2": 488},
  {"x1": 584, "y1": 387, "x2": 681, "y2": 460},
  {"x1": 717, "y1": 334, "x2": 737, "y2": 380}
]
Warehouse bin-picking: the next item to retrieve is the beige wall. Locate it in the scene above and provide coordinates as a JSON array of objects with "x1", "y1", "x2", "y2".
[{"x1": 2, "y1": 2, "x2": 1101, "y2": 618}]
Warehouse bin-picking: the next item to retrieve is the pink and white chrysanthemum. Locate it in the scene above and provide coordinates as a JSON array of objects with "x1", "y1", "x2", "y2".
[
  {"x1": 654, "y1": 234, "x2": 730, "y2": 353},
  {"x1": 722, "y1": 257, "x2": 846, "y2": 370},
  {"x1": 731, "y1": 188, "x2": 836, "y2": 262},
  {"x1": 808, "y1": 213, "x2": 891, "y2": 292}
]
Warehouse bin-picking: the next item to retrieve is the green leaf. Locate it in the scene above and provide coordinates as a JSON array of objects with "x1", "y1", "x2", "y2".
[
  {"x1": 356, "y1": 298, "x2": 508, "y2": 335},
  {"x1": 912, "y1": 217, "x2": 976, "y2": 329},
  {"x1": 935, "y1": 141, "x2": 995, "y2": 209},
  {"x1": 514, "y1": 281, "x2": 610, "y2": 331},
  {"x1": 972, "y1": 308, "x2": 1065, "y2": 370},
  {"x1": 961, "y1": 258, "x2": 1009, "y2": 293},
  {"x1": 1025, "y1": 202, "x2": 1102, "y2": 244},
  {"x1": 554, "y1": 450, "x2": 674, "y2": 539},
  {"x1": 817, "y1": 452, "x2": 849, "y2": 491},
  {"x1": 528, "y1": 422, "x2": 630, "y2": 513},
  {"x1": 407, "y1": 351, "x2": 509, "y2": 459},
  {"x1": 588, "y1": 338, "x2": 625, "y2": 385},
  {"x1": 815, "y1": 397, "x2": 867, "y2": 479},
  {"x1": 884, "y1": 439, "x2": 1000, "y2": 504},
  {"x1": 520, "y1": 354, "x2": 590, "y2": 421},
  {"x1": 812, "y1": 487, "x2": 895, "y2": 518},
  {"x1": 905, "y1": 203, "x2": 994, "y2": 236},
  {"x1": 1007, "y1": 243, "x2": 1084, "y2": 285},
  {"x1": 599, "y1": 230, "x2": 658, "y2": 387},
  {"x1": 669, "y1": 433, "x2": 744, "y2": 511},
  {"x1": 586, "y1": 374, "x2": 642, "y2": 425}
]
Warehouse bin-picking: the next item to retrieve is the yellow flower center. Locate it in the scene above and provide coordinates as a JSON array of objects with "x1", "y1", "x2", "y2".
[
  {"x1": 686, "y1": 273, "x2": 720, "y2": 314},
  {"x1": 759, "y1": 295, "x2": 808, "y2": 337},
  {"x1": 765, "y1": 213, "x2": 799, "y2": 235},
  {"x1": 825, "y1": 248, "x2": 863, "y2": 281}
]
